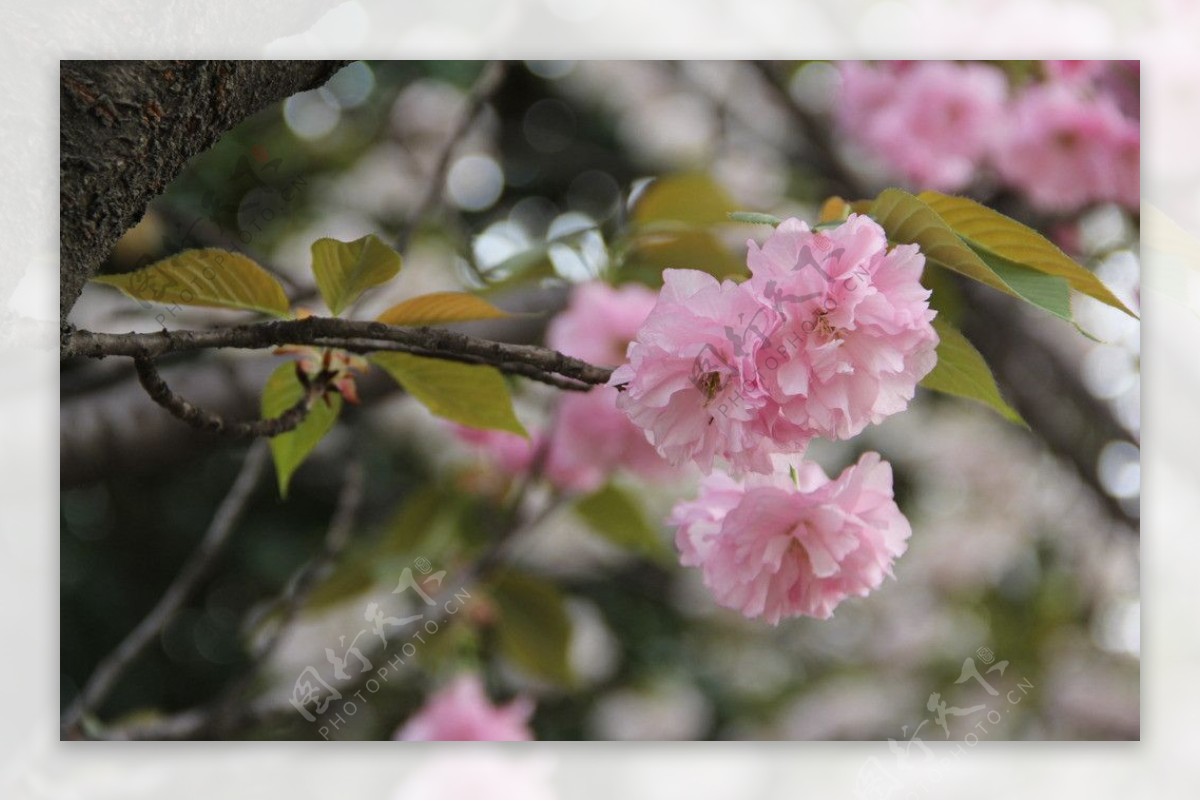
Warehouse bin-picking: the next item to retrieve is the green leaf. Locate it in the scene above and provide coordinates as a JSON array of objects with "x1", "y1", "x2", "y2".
[
  {"x1": 728, "y1": 211, "x2": 783, "y2": 226},
  {"x1": 918, "y1": 191, "x2": 1137, "y2": 318},
  {"x1": 575, "y1": 483, "x2": 671, "y2": 564},
  {"x1": 632, "y1": 173, "x2": 737, "y2": 227},
  {"x1": 261, "y1": 362, "x2": 342, "y2": 497},
  {"x1": 310, "y1": 234, "x2": 402, "y2": 316},
  {"x1": 971, "y1": 246, "x2": 1072, "y2": 322},
  {"x1": 92, "y1": 249, "x2": 291, "y2": 317},
  {"x1": 870, "y1": 188, "x2": 1074, "y2": 323},
  {"x1": 489, "y1": 572, "x2": 574, "y2": 686},
  {"x1": 374, "y1": 485, "x2": 465, "y2": 577},
  {"x1": 368, "y1": 352, "x2": 527, "y2": 436},
  {"x1": 921, "y1": 318, "x2": 1025, "y2": 425},
  {"x1": 377, "y1": 291, "x2": 511, "y2": 327}
]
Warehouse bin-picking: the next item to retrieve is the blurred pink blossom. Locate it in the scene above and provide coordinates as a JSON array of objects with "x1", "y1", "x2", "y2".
[
  {"x1": 455, "y1": 281, "x2": 672, "y2": 492},
  {"x1": 745, "y1": 215, "x2": 939, "y2": 441},
  {"x1": 546, "y1": 280, "x2": 658, "y2": 366},
  {"x1": 1041, "y1": 60, "x2": 1106, "y2": 85},
  {"x1": 453, "y1": 390, "x2": 673, "y2": 494},
  {"x1": 453, "y1": 425, "x2": 541, "y2": 475},
  {"x1": 669, "y1": 453, "x2": 912, "y2": 623},
  {"x1": 550, "y1": 386, "x2": 675, "y2": 492},
  {"x1": 394, "y1": 674, "x2": 534, "y2": 741},
  {"x1": 992, "y1": 81, "x2": 1140, "y2": 212},
  {"x1": 835, "y1": 61, "x2": 1008, "y2": 191}
]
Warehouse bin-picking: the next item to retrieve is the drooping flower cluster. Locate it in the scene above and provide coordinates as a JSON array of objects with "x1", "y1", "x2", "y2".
[
  {"x1": 611, "y1": 214, "x2": 938, "y2": 471},
  {"x1": 608, "y1": 213, "x2": 934, "y2": 621},
  {"x1": 455, "y1": 281, "x2": 674, "y2": 493},
  {"x1": 670, "y1": 453, "x2": 911, "y2": 622},
  {"x1": 458, "y1": 215, "x2": 933, "y2": 623},
  {"x1": 394, "y1": 673, "x2": 535, "y2": 741},
  {"x1": 835, "y1": 60, "x2": 1140, "y2": 211}
]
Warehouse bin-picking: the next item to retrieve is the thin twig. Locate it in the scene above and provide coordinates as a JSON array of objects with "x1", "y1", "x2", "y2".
[
  {"x1": 750, "y1": 60, "x2": 858, "y2": 198},
  {"x1": 62, "y1": 317, "x2": 615, "y2": 387},
  {"x1": 197, "y1": 459, "x2": 368, "y2": 737},
  {"x1": 249, "y1": 460, "x2": 366, "y2": 664},
  {"x1": 88, "y1": 452, "x2": 562, "y2": 740},
  {"x1": 133, "y1": 356, "x2": 331, "y2": 437},
  {"x1": 396, "y1": 60, "x2": 508, "y2": 254},
  {"x1": 61, "y1": 442, "x2": 270, "y2": 737}
]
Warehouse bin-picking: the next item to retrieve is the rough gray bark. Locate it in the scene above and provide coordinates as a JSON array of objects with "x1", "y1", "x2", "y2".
[{"x1": 60, "y1": 60, "x2": 347, "y2": 325}]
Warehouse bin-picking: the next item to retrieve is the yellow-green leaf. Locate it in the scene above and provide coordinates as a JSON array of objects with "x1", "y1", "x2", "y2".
[
  {"x1": 871, "y1": 188, "x2": 1072, "y2": 322},
  {"x1": 632, "y1": 173, "x2": 738, "y2": 227},
  {"x1": 377, "y1": 292, "x2": 511, "y2": 327},
  {"x1": 919, "y1": 191, "x2": 1137, "y2": 318},
  {"x1": 921, "y1": 318, "x2": 1025, "y2": 426},
  {"x1": 489, "y1": 572, "x2": 574, "y2": 686},
  {"x1": 368, "y1": 352, "x2": 527, "y2": 436},
  {"x1": 92, "y1": 249, "x2": 290, "y2": 317},
  {"x1": 310, "y1": 234, "x2": 402, "y2": 316},
  {"x1": 575, "y1": 483, "x2": 671, "y2": 564},
  {"x1": 871, "y1": 189, "x2": 1017, "y2": 298},
  {"x1": 261, "y1": 362, "x2": 342, "y2": 497}
]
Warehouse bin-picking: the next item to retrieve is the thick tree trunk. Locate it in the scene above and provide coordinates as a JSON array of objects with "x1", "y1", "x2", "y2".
[{"x1": 60, "y1": 60, "x2": 347, "y2": 325}]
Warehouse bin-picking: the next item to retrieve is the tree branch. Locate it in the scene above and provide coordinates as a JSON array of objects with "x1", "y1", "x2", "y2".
[
  {"x1": 62, "y1": 442, "x2": 270, "y2": 737},
  {"x1": 199, "y1": 459, "x2": 367, "y2": 737},
  {"x1": 85, "y1": 457, "x2": 562, "y2": 740},
  {"x1": 133, "y1": 356, "x2": 329, "y2": 438},
  {"x1": 750, "y1": 60, "x2": 858, "y2": 199},
  {"x1": 396, "y1": 61, "x2": 509, "y2": 254},
  {"x1": 62, "y1": 316, "x2": 615, "y2": 387}
]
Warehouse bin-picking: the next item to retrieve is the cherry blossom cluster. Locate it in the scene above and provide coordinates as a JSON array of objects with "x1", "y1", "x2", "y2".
[
  {"x1": 456, "y1": 215, "x2": 934, "y2": 624},
  {"x1": 670, "y1": 453, "x2": 911, "y2": 623},
  {"x1": 611, "y1": 214, "x2": 938, "y2": 472},
  {"x1": 835, "y1": 60, "x2": 1140, "y2": 212},
  {"x1": 610, "y1": 214, "x2": 937, "y2": 622}
]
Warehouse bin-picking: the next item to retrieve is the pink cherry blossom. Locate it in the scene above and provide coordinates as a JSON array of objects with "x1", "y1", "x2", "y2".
[
  {"x1": 546, "y1": 280, "x2": 658, "y2": 366},
  {"x1": 745, "y1": 214, "x2": 939, "y2": 441},
  {"x1": 669, "y1": 453, "x2": 912, "y2": 623},
  {"x1": 991, "y1": 81, "x2": 1140, "y2": 212},
  {"x1": 549, "y1": 386, "x2": 676, "y2": 492},
  {"x1": 453, "y1": 425, "x2": 541, "y2": 475},
  {"x1": 668, "y1": 470, "x2": 745, "y2": 567},
  {"x1": 544, "y1": 281, "x2": 675, "y2": 490},
  {"x1": 610, "y1": 269, "x2": 802, "y2": 474},
  {"x1": 836, "y1": 61, "x2": 1008, "y2": 192},
  {"x1": 394, "y1": 674, "x2": 534, "y2": 741},
  {"x1": 454, "y1": 390, "x2": 673, "y2": 494},
  {"x1": 456, "y1": 279, "x2": 673, "y2": 493}
]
